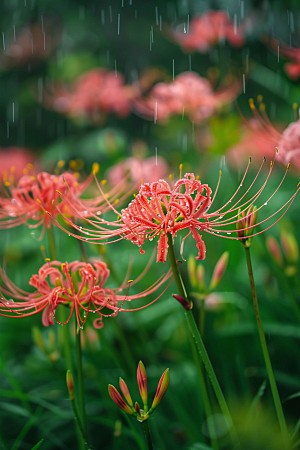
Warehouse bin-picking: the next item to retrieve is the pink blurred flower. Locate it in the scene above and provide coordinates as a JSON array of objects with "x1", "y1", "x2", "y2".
[
  {"x1": 227, "y1": 100, "x2": 300, "y2": 170},
  {"x1": 134, "y1": 71, "x2": 240, "y2": 123},
  {"x1": 268, "y1": 41, "x2": 300, "y2": 81},
  {"x1": 44, "y1": 69, "x2": 140, "y2": 123},
  {"x1": 0, "y1": 165, "x2": 128, "y2": 235},
  {"x1": 0, "y1": 147, "x2": 38, "y2": 182},
  {"x1": 107, "y1": 156, "x2": 169, "y2": 186},
  {"x1": 171, "y1": 10, "x2": 245, "y2": 53},
  {"x1": 0, "y1": 260, "x2": 172, "y2": 328},
  {"x1": 0, "y1": 19, "x2": 61, "y2": 69},
  {"x1": 53, "y1": 169, "x2": 299, "y2": 263}
]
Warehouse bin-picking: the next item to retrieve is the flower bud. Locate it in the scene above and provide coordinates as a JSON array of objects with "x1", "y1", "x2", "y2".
[
  {"x1": 134, "y1": 402, "x2": 141, "y2": 415},
  {"x1": 32, "y1": 327, "x2": 47, "y2": 352},
  {"x1": 119, "y1": 378, "x2": 133, "y2": 407},
  {"x1": 209, "y1": 252, "x2": 229, "y2": 291},
  {"x1": 266, "y1": 236, "x2": 283, "y2": 266},
  {"x1": 108, "y1": 385, "x2": 134, "y2": 415},
  {"x1": 197, "y1": 264, "x2": 206, "y2": 290},
  {"x1": 137, "y1": 361, "x2": 148, "y2": 411},
  {"x1": 280, "y1": 230, "x2": 299, "y2": 264},
  {"x1": 187, "y1": 255, "x2": 197, "y2": 288},
  {"x1": 172, "y1": 294, "x2": 193, "y2": 310},
  {"x1": 150, "y1": 368, "x2": 170, "y2": 411},
  {"x1": 66, "y1": 370, "x2": 75, "y2": 400}
]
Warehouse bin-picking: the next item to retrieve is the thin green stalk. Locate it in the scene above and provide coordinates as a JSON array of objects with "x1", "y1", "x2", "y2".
[
  {"x1": 70, "y1": 394, "x2": 90, "y2": 450},
  {"x1": 244, "y1": 247, "x2": 289, "y2": 447},
  {"x1": 141, "y1": 421, "x2": 153, "y2": 450},
  {"x1": 167, "y1": 234, "x2": 238, "y2": 446},
  {"x1": 76, "y1": 325, "x2": 87, "y2": 436},
  {"x1": 199, "y1": 299, "x2": 206, "y2": 337},
  {"x1": 47, "y1": 225, "x2": 57, "y2": 260},
  {"x1": 188, "y1": 331, "x2": 219, "y2": 450},
  {"x1": 122, "y1": 413, "x2": 146, "y2": 450}
]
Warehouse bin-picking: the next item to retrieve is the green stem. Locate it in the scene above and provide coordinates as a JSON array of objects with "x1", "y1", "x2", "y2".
[
  {"x1": 141, "y1": 421, "x2": 153, "y2": 450},
  {"x1": 167, "y1": 234, "x2": 237, "y2": 446},
  {"x1": 244, "y1": 247, "x2": 289, "y2": 447},
  {"x1": 70, "y1": 394, "x2": 90, "y2": 450},
  {"x1": 47, "y1": 225, "x2": 57, "y2": 260},
  {"x1": 199, "y1": 299, "x2": 206, "y2": 337},
  {"x1": 76, "y1": 325, "x2": 87, "y2": 437}
]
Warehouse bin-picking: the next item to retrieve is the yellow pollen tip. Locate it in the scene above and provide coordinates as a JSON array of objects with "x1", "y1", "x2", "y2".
[
  {"x1": 127, "y1": 280, "x2": 133, "y2": 283},
  {"x1": 114, "y1": 199, "x2": 119, "y2": 204},
  {"x1": 36, "y1": 198, "x2": 41, "y2": 204},
  {"x1": 293, "y1": 102, "x2": 298, "y2": 110},
  {"x1": 30, "y1": 176, "x2": 36, "y2": 180},
  {"x1": 4, "y1": 181, "x2": 10, "y2": 186},
  {"x1": 169, "y1": 174, "x2": 173, "y2": 180},
  {"x1": 257, "y1": 94, "x2": 263, "y2": 103},
  {"x1": 75, "y1": 182, "x2": 79, "y2": 187},
  {"x1": 179, "y1": 163, "x2": 183, "y2": 169},
  {"x1": 74, "y1": 172, "x2": 80, "y2": 179},
  {"x1": 23, "y1": 168, "x2": 28, "y2": 174},
  {"x1": 10, "y1": 166, "x2": 15, "y2": 173},
  {"x1": 297, "y1": 182, "x2": 300, "y2": 188},
  {"x1": 57, "y1": 160, "x2": 65, "y2": 168},
  {"x1": 69, "y1": 160, "x2": 76, "y2": 169},
  {"x1": 92, "y1": 162, "x2": 100, "y2": 174},
  {"x1": 195, "y1": 175, "x2": 199, "y2": 180},
  {"x1": 45, "y1": 258, "x2": 51, "y2": 262},
  {"x1": 249, "y1": 98, "x2": 255, "y2": 109},
  {"x1": 27, "y1": 163, "x2": 33, "y2": 169},
  {"x1": 52, "y1": 200, "x2": 54, "y2": 205},
  {"x1": 40, "y1": 245, "x2": 45, "y2": 251},
  {"x1": 61, "y1": 263, "x2": 66, "y2": 270},
  {"x1": 259, "y1": 103, "x2": 266, "y2": 112},
  {"x1": 287, "y1": 163, "x2": 290, "y2": 169},
  {"x1": 219, "y1": 170, "x2": 222, "y2": 176},
  {"x1": 101, "y1": 180, "x2": 107, "y2": 185},
  {"x1": 133, "y1": 193, "x2": 136, "y2": 197},
  {"x1": 140, "y1": 178, "x2": 143, "y2": 185},
  {"x1": 56, "y1": 190, "x2": 62, "y2": 195},
  {"x1": 270, "y1": 161, "x2": 273, "y2": 166}
]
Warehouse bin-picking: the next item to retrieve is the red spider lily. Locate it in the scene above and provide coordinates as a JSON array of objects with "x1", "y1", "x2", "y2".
[
  {"x1": 133, "y1": 71, "x2": 241, "y2": 124},
  {"x1": 0, "y1": 259, "x2": 172, "y2": 328},
  {"x1": 0, "y1": 165, "x2": 130, "y2": 237},
  {"x1": 170, "y1": 10, "x2": 245, "y2": 53},
  {"x1": 43, "y1": 69, "x2": 141, "y2": 124},
  {"x1": 228, "y1": 99, "x2": 300, "y2": 171},
  {"x1": 50, "y1": 157, "x2": 299, "y2": 263},
  {"x1": 109, "y1": 361, "x2": 169, "y2": 421}
]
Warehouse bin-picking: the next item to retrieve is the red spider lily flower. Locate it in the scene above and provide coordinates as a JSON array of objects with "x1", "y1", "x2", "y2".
[
  {"x1": 43, "y1": 69, "x2": 141, "y2": 124},
  {"x1": 108, "y1": 362, "x2": 169, "y2": 421},
  {"x1": 133, "y1": 71, "x2": 241, "y2": 124},
  {"x1": 0, "y1": 165, "x2": 130, "y2": 237},
  {"x1": 227, "y1": 99, "x2": 300, "y2": 171},
  {"x1": 0, "y1": 259, "x2": 172, "y2": 328},
  {"x1": 170, "y1": 10, "x2": 245, "y2": 53},
  {"x1": 51, "y1": 158, "x2": 299, "y2": 263}
]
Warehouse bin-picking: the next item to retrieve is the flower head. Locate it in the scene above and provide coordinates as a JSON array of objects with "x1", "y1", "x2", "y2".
[
  {"x1": 0, "y1": 259, "x2": 172, "y2": 328},
  {"x1": 171, "y1": 10, "x2": 245, "y2": 53},
  {"x1": 109, "y1": 362, "x2": 169, "y2": 421},
  {"x1": 0, "y1": 165, "x2": 129, "y2": 236},
  {"x1": 54, "y1": 159, "x2": 299, "y2": 263},
  {"x1": 134, "y1": 71, "x2": 240, "y2": 124}
]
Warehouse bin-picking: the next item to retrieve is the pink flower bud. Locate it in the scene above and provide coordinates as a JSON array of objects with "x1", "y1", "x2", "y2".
[
  {"x1": 172, "y1": 294, "x2": 193, "y2": 309},
  {"x1": 134, "y1": 402, "x2": 141, "y2": 415},
  {"x1": 151, "y1": 368, "x2": 170, "y2": 410},
  {"x1": 280, "y1": 231, "x2": 299, "y2": 263},
  {"x1": 137, "y1": 361, "x2": 148, "y2": 411},
  {"x1": 66, "y1": 370, "x2": 75, "y2": 400},
  {"x1": 266, "y1": 236, "x2": 283, "y2": 266},
  {"x1": 209, "y1": 252, "x2": 229, "y2": 290},
  {"x1": 108, "y1": 385, "x2": 133, "y2": 415},
  {"x1": 119, "y1": 378, "x2": 133, "y2": 407}
]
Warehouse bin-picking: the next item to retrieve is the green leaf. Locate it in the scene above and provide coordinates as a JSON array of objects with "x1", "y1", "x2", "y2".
[{"x1": 30, "y1": 439, "x2": 44, "y2": 450}]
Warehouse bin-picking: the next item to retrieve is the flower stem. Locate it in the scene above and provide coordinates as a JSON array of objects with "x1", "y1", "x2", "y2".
[
  {"x1": 75, "y1": 324, "x2": 87, "y2": 441},
  {"x1": 244, "y1": 246, "x2": 289, "y2": 447},
  {"x1": 70, "y1": 390, "x2": 90, "y2": 450},
  {"x1": 47, "y1": 225, "x2": 57, "y2": 260},
  {"x1": 141, "y1": 421, "x2": 153, "y2": 450},
  {"x1": 167, "y1": 234, "x2": 238, "y2": 446}
]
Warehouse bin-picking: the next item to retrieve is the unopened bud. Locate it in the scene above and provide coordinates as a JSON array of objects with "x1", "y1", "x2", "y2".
[
  {"x1": 209, "y1": 252, "x2": 229, "y2": 291},
  {"x1": 197, "y1": 264, "x2": 206, "y2": 290},
  {"x1": 137, "y1": 361, "x2": 148, "y2": 411},
  {"x1": 32, "y1": 327, "x2": 46, "y2": 352},
  {"x1": 66, "y1": 370, "x2": 75, "y2": 400},
  {"x1": 172, "y1": 294, "x2": 193, "y2": 310},
  {"x1": 266, "y1": 236, "x2": 283, "y2": 266},
  {"x1": 151, "y1": 368, "x2": 170, "y2": 411},
  {"x1": 280, "y1": 231, "x2": 299, "y2": 264},
  {"x1": 188, "y1": 255, "x2": 197, "y2": 288},
  {"x1": 135, "y1": 402, "x2": 141, "y2": 415}
]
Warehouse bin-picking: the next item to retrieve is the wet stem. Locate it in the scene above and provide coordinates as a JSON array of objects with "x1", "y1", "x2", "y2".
[
  {"x1": 75, "y1": 323, "x2": 87, "y2": 440},
  {"x1": 142, "y1": 420, "x2": 153, "y2": 450},
  {"x1": 167, "y1": 234, "x2": 238, "y2": 447},
  {"x1": 244, "y1": 246, "x2": 289, "y2": 447}
]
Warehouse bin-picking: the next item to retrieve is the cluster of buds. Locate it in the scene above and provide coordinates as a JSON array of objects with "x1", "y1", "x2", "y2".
[
  {"x1": 236, "y1": 206, "x2": 258, "y2": 248},
  {"x1": 187, "y1": 251, "x2": 229, "y2": 295},
  {"x1": 108, "y1": 361, "x2": 169, "y2": 422},
  {"x1": 266, "y1": 229, "x2": 299, "y2": 277}
]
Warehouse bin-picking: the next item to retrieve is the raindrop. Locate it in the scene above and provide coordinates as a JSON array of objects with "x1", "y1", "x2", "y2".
[
  {"x1": 227, "y1": 232, "x2": 231, "y2": 235},
  {"x1": 264, "y1": 202, "x2": 268, "y2": 206}
]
